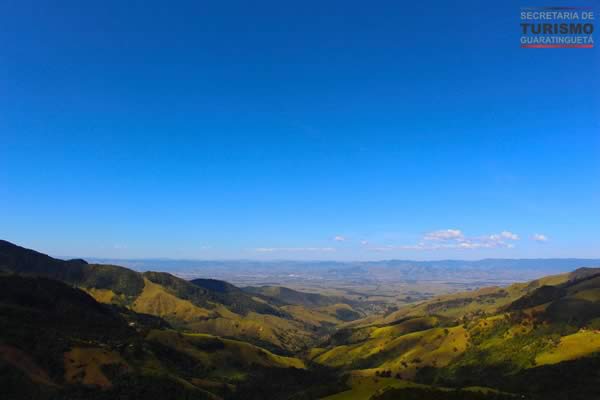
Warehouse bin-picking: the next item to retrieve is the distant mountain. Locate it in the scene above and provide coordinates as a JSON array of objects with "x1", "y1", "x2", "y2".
[
  {"x1": 85, "y1": 256, "x2": 600, "y2": 285},
  {"x1": 355, "y1": 258, "x2": 600, "y2": 283}
]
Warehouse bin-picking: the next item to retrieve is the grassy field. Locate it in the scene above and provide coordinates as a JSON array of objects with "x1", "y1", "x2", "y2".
[
  {"x1": 321, "y1": 375, "x2": 424, "y2": 400},
  {"x1": 63, "y1": 346, "x2": 127, "y2": 388},
  {"x1": 315, "y1": 323, "x2": 468, "y2": 379},
  {"x1": 536, "y1": 330, "x2": 600, "y2": 365},
  {"x1": 147, "y1": 329, "x2": 305, "y2": 373},
  {"x1": 132, "y1": 278, "x2": 212, "y2": 321},
  {"x1": 186, "y1": 311, "x2": 314, "y2": 352},
  {"x1": 83, "y1": 287, "x2": 123, "y2": 304},
  {"x1": 282, "y1": 304, "x2": 342, "y2": 326}
]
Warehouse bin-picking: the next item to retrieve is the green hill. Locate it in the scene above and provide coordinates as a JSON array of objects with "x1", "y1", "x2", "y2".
[
  {"x1": 0, "y1": 240, "x2": 144, "y2": 301},
  {"x1": 314, "y1": 267, "x2": 600, "y2": 399},
  {"x1": 190, "y1": 278, "x2": 284, "y2": 317},
  {"x1": 243, "y1": 285, "x2": 363, "y2": 329},
  {"x1": 0, "y1": 274, "x2": 314, "y2": 399},
  {"x1": 5, "y1": 239, "x2": 600, "y2": 399},
  {"x1": 244, "y1": 285, "x2": 343, "y2": 308},
  {"x1": 0, "y1": 240, "x2": 321, "y2": 353},
  {"x1": 0, "y1": 275, "x2": 213, "y2": 399}
]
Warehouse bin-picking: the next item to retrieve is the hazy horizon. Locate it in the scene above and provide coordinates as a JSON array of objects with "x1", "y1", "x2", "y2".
[{"x1": 77, "y1": 255, "x2": 600, "y2": 264}]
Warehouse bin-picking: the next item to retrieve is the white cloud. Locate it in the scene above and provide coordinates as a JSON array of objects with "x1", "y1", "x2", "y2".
[
  {"x1": 500, "y1": 231, "x2": 519, "y2": 240},
  {"x1": 255, "y1": 247, "x2": 336, "y2": 253},
  {"x1": 368, "y1": 229, "x2": 520, "y2": 252},
  {"x1": 334, "y1": 235, "x2": 346, "y2": 241},
  {"x1": 370, "y1": 243, "x2": 426, "y2": 251},
  {"x1": 532, "y1": 233, "x2": 549, "y2": 242},
  {"x1": 360, "y1": 240, "x2": 369, "y2": 246},
  {"x1": 487, "y1": 231, "x2": 519, "y2": 246},
  {"x1": 424, "y1": 229, "x2": 463, "y2": 241},
  {"x1": 458, "y1": 241, "x2": 488, "y2": 249}
]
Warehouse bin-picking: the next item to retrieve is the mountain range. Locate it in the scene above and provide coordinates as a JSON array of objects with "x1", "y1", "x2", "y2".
[{"x1": 2, "y1": 239, "x2": 600, "y2": 399}]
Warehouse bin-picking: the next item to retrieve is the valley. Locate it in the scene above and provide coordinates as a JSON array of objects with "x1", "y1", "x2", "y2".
[{"x1": 2, "y1": 239, "x2": 600, "y2": 399}]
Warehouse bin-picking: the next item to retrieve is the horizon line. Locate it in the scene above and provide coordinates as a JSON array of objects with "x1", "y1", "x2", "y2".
[{"x1": 59, "y1": 255, "x2": 600, "y2": 264}]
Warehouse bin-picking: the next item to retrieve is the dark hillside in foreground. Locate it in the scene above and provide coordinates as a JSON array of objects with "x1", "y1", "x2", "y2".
[
  {"x1": 0, "y1": 274, "x2": 333, "y2": 400},
  {"x1": 0, "y1": 275, "x2": 213, "y2": 399},
  {"x1": 0, "y1": 240, "x2": 320, "y2": 353}
]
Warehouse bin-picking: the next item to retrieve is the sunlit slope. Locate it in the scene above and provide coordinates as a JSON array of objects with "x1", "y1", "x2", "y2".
[
  {"x1": 281, "y1": 304, "x2": 341, "y2": 326},
  {"x1": 146, "y1": 330, "x2": 305, "y2": 372},
  {"x1": 535, "y1": 330, "x2": 600, "y2": 365},
  {"x1": 97, "y1": 276, "x2": 318, "y2": 353},
  {"x1": 244, "y1": 285, "x2": 364, "y2": 328},
  {"x1": 131, "y1": 277, "x2": 212, "y2": 320},
  {"x1": 321, "y1": 375, "x2": 425, "y2": 400},
  {"x1": 315, "y1": 322, "x2": 467, "y2": 379},
  {"x1": 411, "y1": 269, "x2": 600, "y2": 399},
  {"x1": 317, "y1": 267, "x2": 600, "y2": 400},
  {"x1": 187, "y1": 310, "x2": 314, "y2": 353},
  {"x1": 321, "y1": 374, "x2": 515, "y2": 400},
  {"x1": 374, "y1": 268, "x2": 596, "y2": 325},
  {"x1": 63, "y1": 347, "x2": 128, "y2": 388},
  {"x1": 244, "y1": 285, "x2": 343, "y2": 308},
  {"x1": 369, "y1": 385, "x2": 517, "y2": 400}
]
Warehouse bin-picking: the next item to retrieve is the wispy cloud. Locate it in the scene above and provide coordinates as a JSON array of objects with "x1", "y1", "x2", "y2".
[
  {"x1": 333, "y1": 235, "x2": 346, "y2": 241},
  {"x1": 370, "y1": 244, "x2": 428, "y2": 251},
  {"x1": 369, "y1": 229, "x2": 520, "y2": 251},
  {"x1": 255, "y1": 247, "x2": 336, "y2": 253},
  {"x1": 490, "y1": 231, "x2": 520, "y2": 241},
  {"x1": 360, "y1": 240, "x2": 369, "y2": 246},
  {"x1": 424, "y1": 229, "x2": 464, "y2": 241},
  {"x1": 531, "y1": 233, "x2": 549, "y2": 242}
]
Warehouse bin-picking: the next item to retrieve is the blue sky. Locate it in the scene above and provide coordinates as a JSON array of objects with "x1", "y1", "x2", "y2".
[{"x1": 1, "y1": 0, "x2": 598, "y2": 260}]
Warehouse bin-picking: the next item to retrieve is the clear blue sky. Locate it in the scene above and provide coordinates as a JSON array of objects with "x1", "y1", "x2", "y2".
[{"x1": 1, "y1": 0, "x2": 598, "y2": 260}]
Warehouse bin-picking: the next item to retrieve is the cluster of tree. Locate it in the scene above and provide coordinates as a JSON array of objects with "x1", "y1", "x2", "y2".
[
  {"x1": 228, "y1": 366, "x2": 348, "y2": 400},
  {"x1": 375, "y1": 370, "x2": 402, "y2": 379},
  {"x1": 371, "y1": 386, "x2": 518, "y2": 400}
]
